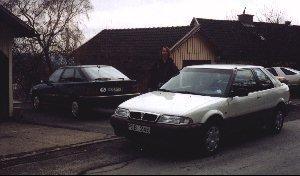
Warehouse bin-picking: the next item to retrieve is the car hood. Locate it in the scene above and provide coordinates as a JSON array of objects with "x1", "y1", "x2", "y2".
[{"x1": 119, "y1": 91, "x2": 224, "y2": 116}]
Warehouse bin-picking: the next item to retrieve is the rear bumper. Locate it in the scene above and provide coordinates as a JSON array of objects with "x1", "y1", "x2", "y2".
[
  {"x1": 79, "y1": 93, "x2": 140, "y2": 108},
  {"x1": 110, "y1": 115, "x2": 204, "y2": 144}
]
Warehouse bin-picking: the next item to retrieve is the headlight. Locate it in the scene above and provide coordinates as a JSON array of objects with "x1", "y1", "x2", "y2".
[
  {"x1": 157, "y1": 115, "x2": 193, "y2": 125},
  {"x1": 114, "y1": 108, "x2": 130, "y2": 118}
]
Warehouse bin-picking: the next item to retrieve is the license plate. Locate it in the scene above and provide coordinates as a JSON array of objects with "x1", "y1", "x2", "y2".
[{"x1": 128, "y1": 123, "x2": 151, "y2": 134}]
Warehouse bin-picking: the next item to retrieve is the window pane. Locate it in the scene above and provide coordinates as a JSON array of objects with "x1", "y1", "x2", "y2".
[
  {"x1": 254, "y1": 68, "x2": 274, "y2": 89},
  {"x1": 82, "y1": 66, "x2": 129, "y2": 80},
  {"x1": 161, "y1": 68, "x2": 232, "y2": 97},
  {"x1": 74, "y1": 69, "x2": 85, "y2": 82},
  {"x1": 281, "y1": 68, "x2": 297, "y2": 75},
  {"x1": 267, "y1": 68, "x2": 278, "y2": 76},
  {"x1": 61, "y1": 68, "x2": 74, "y2": 82},
  {"x1": 234, "y1": 69, "x2": 256, "y2": 86},
  {"x1": 49, "y1": 69, "x2": 63, "y2": 83}
]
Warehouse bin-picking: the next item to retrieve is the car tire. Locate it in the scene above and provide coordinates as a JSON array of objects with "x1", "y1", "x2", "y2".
[
  {"x1": 201, "y1": 120, "x2": 223, "y2": 155},
  {"x1": 33, "y1": 96, "x2": 42, "y2": 112},
  {"x1": 71, "y1": 100, "x2": 82, "y2": 119},
  {"x1": 268, "y1": 108, "x2": 285, "y2": 135}
]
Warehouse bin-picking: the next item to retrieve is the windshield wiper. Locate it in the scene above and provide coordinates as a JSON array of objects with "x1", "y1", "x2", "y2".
[
  {"x1": 158, "y1": 89, "x2": 174, "y2": 93},
  {"x1": 94, "y1": 77, "x2": 112, "y2": 81},
  {"x1": 175, "y1": 90, "x2": 202, "y2": 95}
]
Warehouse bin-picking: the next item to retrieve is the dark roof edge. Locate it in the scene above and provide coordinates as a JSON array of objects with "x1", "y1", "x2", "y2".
[
  {"x1": 0, "y1": 5, "x2": 35, "y2": 37},
  {"x1": 72, "y1": 25, "x2": 191, "y2": 55},
  {"x1": 170, "y1": 24, "x2": 201, "y2": 52}
]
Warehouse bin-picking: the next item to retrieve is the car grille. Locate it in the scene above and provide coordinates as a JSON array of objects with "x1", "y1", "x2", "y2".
[{"x1": 129, "y1": 112, "x2": 158, "y2": 122}]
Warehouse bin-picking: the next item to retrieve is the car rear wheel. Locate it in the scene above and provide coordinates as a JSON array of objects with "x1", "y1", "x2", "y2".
[
  {"x1": 268, "y1": 109, "x2": 285, "y2": 135},
  {"x1": 201, "y1": 121, "x2": 222, "y2": 155},
  {"x1": 71, "y1": 101, "x2": 81, "y2": 119}
]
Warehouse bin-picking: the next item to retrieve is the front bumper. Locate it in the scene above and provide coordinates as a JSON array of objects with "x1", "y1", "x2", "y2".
[
  {"x1": 110, "y1": 115, "x2": 204, "y2": 144},
  {"x1": 79, "y1": 93, "x2": 140, "y2": 108}
]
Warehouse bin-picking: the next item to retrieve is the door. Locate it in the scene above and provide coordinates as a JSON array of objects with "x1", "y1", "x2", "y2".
[
  {"x1": 41, "y1": 68, "x2": 64, "y2": 104},
  {"x1": 56, "y1": 68, "x2": 76, "y2": 106},
  {"x1": 0, "y1": 51, "x2": 9, "y2": 118},
  {"x1": 227, "y1": 69, "x2": 260, "y2": 118},
  {"x1": 253, "y1": 68, "x2": 276, "y2": 111}
]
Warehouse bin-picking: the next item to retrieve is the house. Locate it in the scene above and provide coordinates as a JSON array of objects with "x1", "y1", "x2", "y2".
[
  {"x1": 173, "y1": 14, "x2": 300, "y2": 68},
  {"x1": 72, "y1": 13, "x2": 300, "y2": 90},
  {"x1": 72, "y1": 26, "x2": 192, "y2": 90},
  {"x1": 0, "y1": 5, "x2": 35, "y2": 119}
]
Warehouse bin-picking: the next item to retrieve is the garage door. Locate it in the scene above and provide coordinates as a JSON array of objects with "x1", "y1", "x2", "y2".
[{"x1": 0, "y1": 50, "x2": 9, "y2": 118}]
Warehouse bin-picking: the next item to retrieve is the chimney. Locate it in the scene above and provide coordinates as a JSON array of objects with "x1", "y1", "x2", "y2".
[
  {"x1": 238, "y1": 7, "x2": 254, "y2": 25},
  {"x1": 285, "y1": 21, "x2": 291, "y2": 26}
]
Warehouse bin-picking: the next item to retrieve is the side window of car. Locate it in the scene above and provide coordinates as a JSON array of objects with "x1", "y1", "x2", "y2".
[
  {"x1": 267, "y1": 68, "x2": 278, "y2": 76},
  {"x1": 253, "y1": 68, "x2": 274, "y2": 90},
  {"x1": 74, "y1": 69, "x2": 85, "y2": 82},
  {"x1": 234, "y1": 69, "x2": 257, "y2": 93},
  {"x1": 60, "y1": 68, "x2": 75, "y2": 83},
  {"x1": 280, "y1": 68, "x2": 297, "y2": 75},
  {"x1": 49, "y1": 69, "x2": 64, "y2": 83}
]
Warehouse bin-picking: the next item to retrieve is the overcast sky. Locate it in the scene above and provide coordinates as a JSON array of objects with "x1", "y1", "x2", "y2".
[{"x1": 81, "y1": 0, "x2": 300, "y2": 41}]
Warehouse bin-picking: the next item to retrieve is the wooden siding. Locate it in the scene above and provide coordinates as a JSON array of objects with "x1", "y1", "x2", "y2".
[{"x1": 171, "y1": 34, "x2": 217, "y2": 69}]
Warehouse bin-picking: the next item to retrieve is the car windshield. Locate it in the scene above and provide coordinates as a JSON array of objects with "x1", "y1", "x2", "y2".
[
  {"x1": 160, "y1": 68, "x2": 233, "y2": 97},
  {"x1": 82, "y1": 66, "x2": 129, "y2": 81}
]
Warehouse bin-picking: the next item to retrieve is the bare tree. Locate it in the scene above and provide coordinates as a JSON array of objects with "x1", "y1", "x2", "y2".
[
  {"x1": 257, "y1": 6, "x2": 290, "y2": 24},
  {"x1": 4, "y1": 0, "x2": 93, "y2": 73}
]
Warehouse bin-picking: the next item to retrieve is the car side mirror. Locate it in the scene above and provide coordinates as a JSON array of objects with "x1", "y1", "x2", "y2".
[{"x1": 230, "y1": 85, "x2": 249, "y2": 97}]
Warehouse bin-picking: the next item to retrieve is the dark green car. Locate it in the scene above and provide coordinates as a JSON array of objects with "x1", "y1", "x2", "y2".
[{"x1": 30, "y1": 65, "x2": 140, "y2": 119}]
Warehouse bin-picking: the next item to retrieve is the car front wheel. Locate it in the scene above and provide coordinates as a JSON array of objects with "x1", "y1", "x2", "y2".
[
  {"x1": 201, "y1": 121, "x2": 222, "y2": 155},
  {"x1": 71, "y1": 101, "x2": 82, "y2": 119},
  {"x1": 33, "y1": 96, "x2": 42, "y2": 112}
]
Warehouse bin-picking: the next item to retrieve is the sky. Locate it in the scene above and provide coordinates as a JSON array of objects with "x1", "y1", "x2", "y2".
[{"x1": 81, "y1": 0, "x2": 300, "y2": 41}]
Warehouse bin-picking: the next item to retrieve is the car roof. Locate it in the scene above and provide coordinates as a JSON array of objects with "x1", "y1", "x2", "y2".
[
  {"x1": 186, "y1": 64, "x2": 264, "y2": 70},
  {"x1": 60, "y1": 65, "x2": 111, "y2": 69}
]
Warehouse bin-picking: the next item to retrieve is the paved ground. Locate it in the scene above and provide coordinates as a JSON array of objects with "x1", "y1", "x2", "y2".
[
  {"x1": 0, "y1": 122, "x2": 109, "y2": 157},
  {"x1": 18, "y1": 105, "x2": 114, "y2": 135},
  {"x1": 0, "y1": 119, "x2": 299, "y2": 175},
  {"x1": 0, "y1": 100, "x2": 299, "y2": 174},
  {"x1": 87, "y1": 120, "x2": 300, "y2": 175}
]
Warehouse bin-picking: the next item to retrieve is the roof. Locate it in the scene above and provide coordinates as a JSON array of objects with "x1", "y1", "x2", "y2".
[
  {"x1": 190, "y1": 18, "x2": 300, "y2": 61},
  {"x1": 187, "y1": 64, "x2": 263, "y2": 70},
  {"x1": 0, "y1": 5, "x2": 35, "y2": 37},
  {"x1": 72, "y1": 26, "x2": 193, "y2": 81},
  {"x1": 72, "y1": 26, "x2": 192, "y2": 63},
  {"x1": 62, "y1": 65, "x2": 110, "y2": 68}
]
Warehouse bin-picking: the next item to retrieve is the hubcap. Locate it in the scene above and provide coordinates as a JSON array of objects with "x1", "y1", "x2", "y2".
[
  {"x1": 33, "y1": 97, "x2": 40, "y2": 109},
  {"x1": 206, "y1": 126, "x2": 220, "y2": 152},
  {"x1": 72, "y1": 102, "x2": 79, "y2": 118},
  {"x1": 275, "y1": 111, "x2": 284, "y2": 131}
]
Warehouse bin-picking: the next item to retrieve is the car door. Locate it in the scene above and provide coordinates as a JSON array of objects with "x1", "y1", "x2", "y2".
[
  {"x1": 253, "y1": 68, "x2": 276, "y2": 111},
  {"x1": 41, "y1": 68, "x2": 64, "y2": 104},
  {"x1": 56, "y1": 68, "x2": 76, "y2": 106},
  {"x1": 227, "y1": 69, "x2": 260, "y2": 119}
]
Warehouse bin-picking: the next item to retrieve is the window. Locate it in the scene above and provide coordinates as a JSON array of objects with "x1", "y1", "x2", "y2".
[
  {"x1": 233, "y1": 69, "x2": 257, "y2": 93},
  {"x1": 253, "y1": 68, "x2": 274, "y2": 90},
  {"x1": 49, "y1": 69, "x2": 63, "y2": 83},
  {"x1": 82, "y1": 66, "x2": 129, "y2": 81},
  {"x1": 74, "y1": 69, "x2": 85, "y2": 82},
  {"x1": 280, "y1": 68, "x2": 297, "y2": 75},
  {"x1": 60, "y1": 68, "x2": 75, "y2": 82},
  {"x1": 160, "y1": 68, "x2": 232, "y2": 97},
  {"x1": 267, "y1": 68, "x2": 278, "y2": 76}
]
